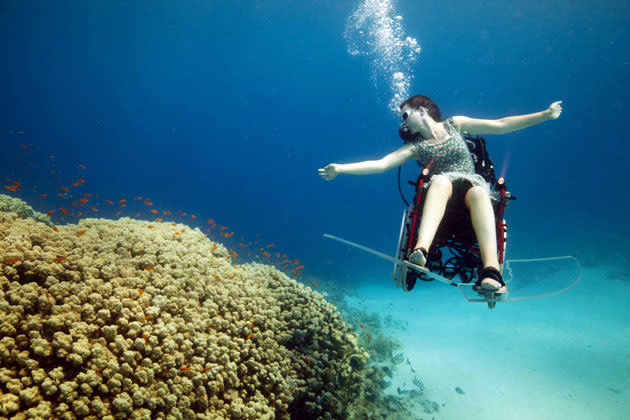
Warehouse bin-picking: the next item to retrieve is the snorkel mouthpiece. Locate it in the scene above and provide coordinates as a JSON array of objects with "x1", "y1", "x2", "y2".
[{"x1": 398, "y1": 124, "x2": 421, "y2": 143}]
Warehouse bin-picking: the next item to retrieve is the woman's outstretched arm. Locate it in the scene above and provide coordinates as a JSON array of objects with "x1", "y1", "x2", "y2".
[
  {"x1": 452, "y1": 101, "x2": 563, "y2": 135},
  {"x1": 319, "y1": 143, "x2": 416, "y2": 180}
]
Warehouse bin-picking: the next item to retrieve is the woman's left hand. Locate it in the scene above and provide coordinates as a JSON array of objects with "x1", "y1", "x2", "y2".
[{"x1": 546, "y1": 101, "x2": 563, "y2": 119}]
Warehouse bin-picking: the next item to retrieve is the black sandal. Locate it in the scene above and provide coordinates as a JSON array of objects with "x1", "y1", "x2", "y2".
[
  {"x1": 474, "y1": 266, "x2": 506, "y2": 294},
  {"x1": 408, "y1": 247, "x2": 428, "y2": 267}
]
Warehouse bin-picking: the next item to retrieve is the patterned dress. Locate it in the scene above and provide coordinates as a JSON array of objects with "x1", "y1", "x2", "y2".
[{"x1": 412, "y1": 117, "x2": 491, "y2": 195}]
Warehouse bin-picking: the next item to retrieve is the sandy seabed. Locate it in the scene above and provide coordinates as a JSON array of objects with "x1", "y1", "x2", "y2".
[{"x1": 344, "y1": 266, "x2": 630, "y2": 420}]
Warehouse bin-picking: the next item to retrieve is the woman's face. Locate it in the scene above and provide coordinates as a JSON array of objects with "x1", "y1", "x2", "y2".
[{"x1": 401, "y1": 105, "x2": 432, "y2": 134}]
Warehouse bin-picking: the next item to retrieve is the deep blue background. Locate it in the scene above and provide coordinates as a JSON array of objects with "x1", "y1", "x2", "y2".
[{"x1": 1, "y1": 0, "x2": 628, "y2": 284}]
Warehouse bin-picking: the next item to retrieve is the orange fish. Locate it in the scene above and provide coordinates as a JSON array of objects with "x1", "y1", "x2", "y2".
[
  {"x1": 150, "y1": 209, "x2": 158, "y2": 214},
  {"x1": 60, "y1": 207, "x2": 68, "y2": 215},
  {"x1": 76, "y1": 229, "x2": 86, "y2": 236},
  {"x1": 46, "y1": 210, "x2": 54, "y2": 217},
  {"x1": 147, "y1": 225, "x2": 153, "y2": 229},
  {"x1": 52, "y1": 226, "x2": 59, "y2": 232},
  {"x1": 204, "y1": 366, "x2": 217, "y2": 370},
  {"x1": 144, "y1": 201, "x2": 153, "y2": 206},
  {"x1": 145, "y1": 315, "x2": 152, "y2": 320},
  {"x1": 359, "y1": 324, "x2": 365, "y2": 329},
  {"x1": 311, "y1": 281, "x2": 318, "y2": 287},
  {"x1": 84, "y1": 193, "x2": 92, "y2": 197},
  {"x1": 220, "y1": 226, "x2": 228, "y2": 231},
  {"x1": 76, "y1": 212, "x2": 82, "y2": 218},
  {"x1": 120, "y1": 204, "x2": 127, "y2": 208},
  {"x1": 77, "y1": 164, "x2": 86, "y2": 170},
  {"x1": 105, "y1": 200, "x2": 114, "y2": 205},
  {"x1": 142, "y1": 333, "x2": 148, "y2": 343},
  {"x1": 225, "y1": 232, "x2": 234, "y2": 238},
  {"x1": 134, "y1": 196, "x2": 142, "y2": 201},
  {"x1": 92, "y1": 207, "x2": 98, "y2": 212},
  {"x1": 40, "y1": 193, "x2": 47, "y2": 198},
  {"x1": 52, "y1": 256, "x2": 66, "y2": 262},
  {"x1": 45, "y1": 291, "x2": 50, "y2": 301},
  {"x1": 207, "y1": 219, "x2": 214, "y2": 224},
  {"x1": 212, "y1": 244, "x2": 217, "y2": 251},
  {"x1": 171, "y1": 222, "x2": 177, "y2": 226},
  {"x1": 180, "y1": 366, "x2": 191, "y2": 371},
  {"x1": 119, "y1": 199, "x2": 126, "y2": 203},
  {"x1": 211, "y1": 223, "x2": 216, "y2": 229},
  {"x1": 144, "y1": 266, "x2": 153, "y2": 271},
  {"x1": 76, "y1": 179, "x2": 85, "y2": 184},
  {"x1": 266, "y1": 244, "x2": 275, "y2": 248},
  {"x1": 138, "y1": 288, "x2": 144, "y2": 295},
  {"x1": 296, "y1": 265, "x2": 304, "y2": 270},
  {"x1": 78, "y1": 198, "x2": 88, "y2": 204},
  {"x1": 95, "y1": 369, "x2": 101, "y2": 377},
  {"x1": 115, "y1": 211, "x2": 121, "y2": 216},
  {"x1": 191, "y1": 215, "x2": 196, "y2": 220},
  {"x1": 3, "y1": 257, "x2": 19, "y2": 265},
  {"x1": 214, "y1": 275, "x2": 221, "y2": 281},
  {"x1": 246, "y1": 333, "x2": 254, "y2": 339},
  {"x1": 154, "y1": 217, "x2": 163, "y2": 222}
]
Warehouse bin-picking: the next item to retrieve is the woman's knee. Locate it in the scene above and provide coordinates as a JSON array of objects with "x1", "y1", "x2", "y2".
[
  {"x1": 429, "y1": 175, "x2": 453, "y2": 196},
  {"x1": 464, "y1": 186, "x2": 489, "y2": 207}
]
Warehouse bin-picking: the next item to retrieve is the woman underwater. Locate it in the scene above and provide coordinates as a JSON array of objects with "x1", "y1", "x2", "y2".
[{"x1": 318, "y1": 95, "x2": 562, "y2": 295}]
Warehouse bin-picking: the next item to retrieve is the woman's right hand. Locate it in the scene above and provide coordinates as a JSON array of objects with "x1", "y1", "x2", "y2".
[{"x1": 318, "y1": 164, "x2": 339, "y2": 181}]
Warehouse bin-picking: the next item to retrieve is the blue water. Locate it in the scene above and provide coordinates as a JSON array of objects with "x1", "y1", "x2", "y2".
[{"x1": 1, "y1": 1, "x2": 628, "y2": 290}]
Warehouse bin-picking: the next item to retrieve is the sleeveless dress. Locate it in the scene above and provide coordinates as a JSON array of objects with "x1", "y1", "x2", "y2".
[{"x1": 412, "y1": 117, "x2": 492, "y2": 196}]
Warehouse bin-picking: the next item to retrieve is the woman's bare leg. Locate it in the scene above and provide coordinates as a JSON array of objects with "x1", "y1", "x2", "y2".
[
  {"x1": 414, "y1": 175, "x2": 452, "y2": 253},
  {"x1": 465, "y1": 186, "x2": 505, "y2": 291}
]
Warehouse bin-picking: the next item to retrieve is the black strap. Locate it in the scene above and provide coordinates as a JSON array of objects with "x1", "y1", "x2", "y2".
[{"x1": 476, "y1": 266, "x2": 505, "y2": 287}]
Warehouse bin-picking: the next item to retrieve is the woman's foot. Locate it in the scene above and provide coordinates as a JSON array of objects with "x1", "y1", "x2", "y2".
[
  {"x1": 408, "y1": 247, "x2": 427, "y2": 267},
  {"x1": 476, "y1": 266, "x2": 508, "y2": 294}
]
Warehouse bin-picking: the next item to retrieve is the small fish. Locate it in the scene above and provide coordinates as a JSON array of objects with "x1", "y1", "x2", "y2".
[
  {"x1": 151, "y1": 209, "x2": 158, "y2": 214},
  {"x1": 46, "y1": 210, "x2": 54, "y2": 217},
  {"x1": 95, "y1": 369, "x2": 101, "y2": 377},
  {"x1": 105, "y1": 200, "x2": 114, "y2": 205},
  {"x1": 40, "y1": 193, "x2": 47, "y2": 198},
  {"x1": 134, "y1": 196, "x2": 142, "y2": 200},
  {"x1": 191, "y1": 214, "x2": 196, "y2": 219},
  {"x1": 296, "y1": 265, "x2": 304, "y2": 270},
  {"x1": 312, "y1": 281, "x2": 318, "y2": 287},
  {"x1": 359, "y1": 324, "x2": 365, "y2": 329},
  {"x1": 246, "y1": 333, "x2": 254, "y2": 339},
  {"x1": 52, "y1": 256, "x2": 66, "y2": 262},
  {"x1": 147, "y1": 225, "x2": 153, "y2": 229},
  {"x1": 171, "y1": 222, "x2": 177, "y2": 226},
  {"x1": 265, "y1": 243, "x2": 275, "y2": 248},
  {"x1": 144, "y1": 266, "x2": 153, "y2": 271},
  {"x1": 142, "y1": 333, "x2": 148, "y2": 343},
  {"x1": 180, "y1": 366, "x2": 191, "y2": 371},
  {"x1": 45, "y1": 291, "x2": 50, "y2": 301},
  {"x1": 60, "y1": 207, "x2": 68, "y2": 215},
  {"x1": 119, "y1": 199, "x2": 126, "y2": 203},
  {"x1": 92, "y1": 207, "x2": 98, "y2": 212},
  {"x1": 207, "y1": 219, "x2": 214, "y2": 224},
  {"x1": 84, "y1": 193, "x2": 92, "y2": 197},
  {"x1": 138, "y1": 289, "x2": 144, "y2": 296},
  {"x1": 77, "y1": 164, "x2": 86, "y2": 170},
  {"x1": 76, "y1": 229, "x2": 86, "y2": 236},
  {"x1": 76, "y1": 179, "x2": 85, "y2": 184},
  {"x1": 154, "y1": 217, "x2": 163, "y2": 222},
  {"x1": 214, "y1": 275, "x2": 221, "y2": 281},
  {"x1": 144, "y1": 201, "x2": 153, "y2": 206},
  {"x1": 52, "y1": 226, "x2": 59, "y2": 232},
  {"x1": 78, "y1": 198, "x2": 88, "y2": 204},
  {"x1": 3, "y1": 257, "x2": 19, "y2": 265},
  {"x1": 145, "y1": 315, "x2": 152, "y2": 320},
  {"x1": 204, "y1": 365, "x2": 217, "y2": 370}
]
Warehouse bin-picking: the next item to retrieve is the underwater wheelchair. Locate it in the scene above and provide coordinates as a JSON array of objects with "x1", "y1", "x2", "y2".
[{"x1": 392, "y1": 134, "x2": 515, "y2": 308}]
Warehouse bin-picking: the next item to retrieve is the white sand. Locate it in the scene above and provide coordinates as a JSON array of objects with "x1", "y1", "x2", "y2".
[{"x1": 345, "y1": 266, "x2": 630, "y2": 420}]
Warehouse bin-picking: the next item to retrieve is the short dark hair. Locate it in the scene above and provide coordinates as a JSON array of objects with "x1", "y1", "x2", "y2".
[{"x1": 399, "y1": 95, "x2": 442, "y2": 122}]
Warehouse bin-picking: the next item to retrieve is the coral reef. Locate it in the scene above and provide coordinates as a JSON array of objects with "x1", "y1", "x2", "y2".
[{"x1": 0, "y1": 200, "x2": 369, "y2": 420}]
